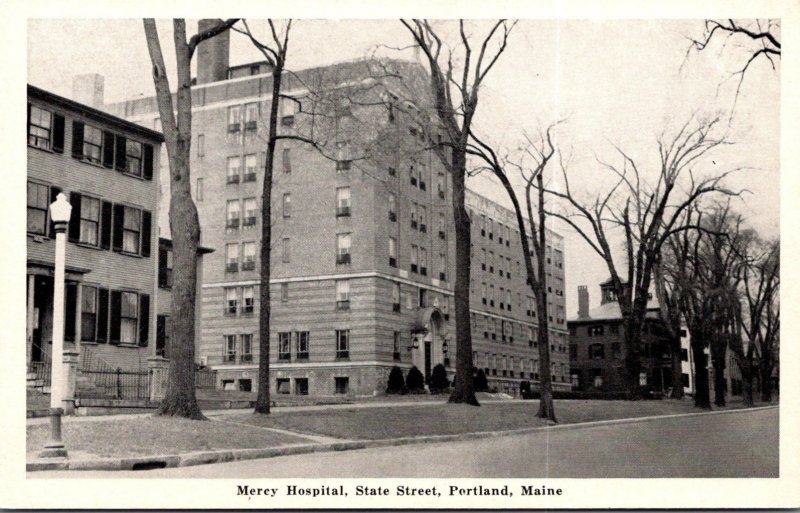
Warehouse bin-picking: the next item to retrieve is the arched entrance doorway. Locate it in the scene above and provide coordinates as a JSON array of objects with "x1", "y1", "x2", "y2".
[{"x1": 411, "y1": 307, "x2": 446, "y2": 381}]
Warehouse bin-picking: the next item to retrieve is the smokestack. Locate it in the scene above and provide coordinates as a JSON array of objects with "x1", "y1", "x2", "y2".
[
  {"x1": 196, "y1": 19, "x2": 231, "y2": 85},
  {"x1": 72, "y1": 73, "x2": 104, "y2": 109},
  {"x1": 577, "y1": 285, "x2": 590, "y2": 319}
]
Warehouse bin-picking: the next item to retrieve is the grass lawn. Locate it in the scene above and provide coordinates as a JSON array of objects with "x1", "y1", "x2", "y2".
[
  {"x1": 26, "y1": 416, "x2": 312, "y2": 459},
  {"x1": 226, "y1": 398, "x2": 721, "y2": 441}
]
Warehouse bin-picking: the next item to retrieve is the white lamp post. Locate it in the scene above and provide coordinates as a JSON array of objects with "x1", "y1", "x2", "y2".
[{"x1": 39, "y1": 193, "x2": 71, "y2": 459}]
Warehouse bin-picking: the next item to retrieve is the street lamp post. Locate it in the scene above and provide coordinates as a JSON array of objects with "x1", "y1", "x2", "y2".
[{"x1": 39, "y1": 193, "x2": 71, "y2": 459}]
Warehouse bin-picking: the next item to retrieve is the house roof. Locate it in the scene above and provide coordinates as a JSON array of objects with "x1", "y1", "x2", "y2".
[{"x1": 568, "y1": 300, "x2": 661, "y2": 323}]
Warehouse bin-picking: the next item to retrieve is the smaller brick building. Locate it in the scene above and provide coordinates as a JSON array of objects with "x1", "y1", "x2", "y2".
[{"x1": 567, "y1": 280, "x2": 672, "y2": 393}]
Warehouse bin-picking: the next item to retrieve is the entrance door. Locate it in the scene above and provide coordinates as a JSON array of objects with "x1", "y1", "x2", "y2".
[
  {"x1": 31, "y1": 275, "x2": 54, "y2": 362},
  {"x1": 424, "y1": 341, "x2": 432, "y2": 381}
]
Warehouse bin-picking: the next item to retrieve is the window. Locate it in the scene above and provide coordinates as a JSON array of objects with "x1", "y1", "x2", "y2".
[
  {"x1": 296, "y1": 331, "x2": 309, "y2": 359},
  {"x1": 388, "y1": 193, "x2": 396, "y2": 221},
  {"x1": 81, "y1": 285, "x2": 97, "y2": 341},
  {"x1": 242, "y1": 242, "x2": 256, "y2": 270},
  {"x1": 197, "y1": 134, "x2": 204, "y2": 156},
  {"x1": 438, "y1": 252, "x2": 446, "y2": 281},
  {"x1": 225, "y1": 287, "x2": 238, "y2": 315},
  {"x1": 589, "y1": 343, "x2": 605, "y2": 360},
  {"x1": 393, "y1": 332, "x2": 401, "y2": 361},
  {"x1": 279, "y1": 332, "x2": 291, "y2": 360},
  {"x1": 196, "y1": 178, "x2": 204, "y2": 202},
  {"x1": 281, "y1": 97, "x2": 296, "y2": 126},
  {"x1": 244, "y1": 102, "x2": 258, "y2": 130},
  {"x1": 389, "y1": 237, "x2": 397, "y2": 267},
  {"x1": 335, "y1": 376, "x2": 349, "y2": 394},
  {"x1": 282, "y1": 238, "x2": 291, "y2": 263},
  {"x1": 437, "y1": 172, "x2": 446, "y2": 199},
  {"x1": 82, "y1": 125, "x2": 103, "y2": 163},
  {"x1": 276, "y1": 378, "x2": 290, "y2": 394},
  {"x1": 225, "y1": 243, "x2": 239, "y2": 272},
  {"x1": 281, "y1": 282, "x2": 289, "y2": 302},
  {"x1": 336, "y1": 329, "x2": 350, "y2": 359},
  {"x1": 337, "y1": 233, "x2": 351, "y2": 264},
  {"x1": 438, "y1": 213, "x2": 446, "y2": 239},
  {"x1": 224, "y1": 335, "x2": 237, "y2": 362},
  {"x1": 28, "y1": 105, "x2": 52, "y2": 149},
  {"x1": 588, "y1": 326, "x2": 604, "y2": 337},
  {"x1": 420, "y1": 247, "x2": 427, "y2": 276},
  {"x1": 241, "y1": 334, "x2": 253, "y2": 362},
  {"x1": 283, "y1": 193, "x2": 291, "y2": 217},
  {"x1": 282, "y1": 148, "x2": 291, "y2": 173},
  {"x1": 410, "y1": 244, "x2": 418, "y2": 273},
  {"x1": 228, "y1": 105, "x2": 241, "y2": 132},
  {"x1": 122, "y1": 206, "x2": 142, "y2": 254},
  {"x1": 392, "y1": 282, "x2": 401, "y2": 312},
  {"x1": 156, "y1": 314, "x2": 170, "y2": 357},
  {"x1": 336, "y1": 187, "x2": 351, "y2": 217},
  {"x1": 242, "y1": 286, "x2": 254, "y2": 314},
  {"x1": 336, "y1": 280, "x2": 350, "y2": 310},
  {"x1": 125, "y1": 140, "x2": 143, "y2": 177},
  {"x1": 335, "y1": 141, "x2": 351, "y2": 171},
  {"x1": 226, "y1": 200, "x2": 240, "y2": 229},
  {"x1": 243, "y1": 198, "x2": 257, "y2": 227},
  {"x1": 243, "y1": 154, "x2": 257, "y2": 182},
  {"x1": 419, "y1": 205, "x2": 427, "y2": 233},
  {"x1": 295, "y1": 378, "x2": 309, "y2": 396},
  {"x1": 27, "y1": 182, "x2": 51, "y2": 235},
  {"x1": 159, "y1": 247, "x2": 173, "y2": 288},
  {"x1": 120, "y1": 291, "x2": 138, "y2": 344},
  {"x1": 410, "y1": 202, "x2": 418, "y2": 229},
  {"x1": 418, "y1": 288, "x2": 427, "y2": 308},
  {"x1": 409, "y1": 164, "x2": 417, "y2": 186}
]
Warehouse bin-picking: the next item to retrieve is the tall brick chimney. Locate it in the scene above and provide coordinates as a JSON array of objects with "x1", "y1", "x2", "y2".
[
  {"x1": 577, "y1": 285, "x2": 590, "y2": 319},
  {"x1": 196, "y1": 19, "x2": 231, "y2": 85},
  {"x1": 72, "y1": 73, "x2": 104, "y2": 109}
]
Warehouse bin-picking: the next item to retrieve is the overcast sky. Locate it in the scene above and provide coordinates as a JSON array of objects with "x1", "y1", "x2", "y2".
[{"x1": 27, "y1": 19, "x2": 780, "y2": 316}]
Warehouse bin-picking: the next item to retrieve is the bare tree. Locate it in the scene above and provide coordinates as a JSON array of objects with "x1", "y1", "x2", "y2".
[
  {"x1": 547, "y1": 116, "x2": 738, "y2": 398},
  {"x1": 466, "y1": 125, "x2": 559, "y2": 420},
  {"x1": 401, "y1": 19, "x2": 516, "y2": 406},
  {"x1": 652, "y1": 255, "x2": 685, "y2": 399},
  {"x1": 143, "y1": 18, "x2": 238, "y2": 419},
  {"x1": 687, "y1": 19, "x2": 781, "y2": 105}
]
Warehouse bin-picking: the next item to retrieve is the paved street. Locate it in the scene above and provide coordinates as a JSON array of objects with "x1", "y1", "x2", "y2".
[{"x1": 32, "y1": 407, "x2": 778, "y2": 478}]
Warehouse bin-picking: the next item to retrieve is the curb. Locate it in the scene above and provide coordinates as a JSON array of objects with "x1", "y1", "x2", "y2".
[{"x1": 26, "y1": 404, "x2": 778, "y2": 472}]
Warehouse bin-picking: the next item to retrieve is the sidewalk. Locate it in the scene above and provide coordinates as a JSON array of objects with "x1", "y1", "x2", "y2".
[{"x1": 27, "y1": 397, "x2": 774, "y2": 472}]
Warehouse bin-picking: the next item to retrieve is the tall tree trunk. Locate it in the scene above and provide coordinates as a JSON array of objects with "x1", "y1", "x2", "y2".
[
  {"x1": 690, "y1": 336, "x2": 711, "y2": 409},
  {"x1": 534, "y1": 172, "x2": 555, "y2": 421},
  {"x1": 144, "y1": 19, "x2": 205, "y2": 420},
  {"x1": 669, "y1": 335, "x2": 684, "y2": 399},
  {"x1": 447, "y1": 149, "x2": 478, "y2": 406},
  {"x1": 710, "y1": 346, "x2": 727, "y2": 407},
  {"x1": 255, "y1": 63, "x2": 283, "y2": 414},
  {"x1": 760, "y1": 360, "x2": 773, "y2": 402},
  {"x1": 622, "y1": 315, "x2": 643, "y2": 399}
]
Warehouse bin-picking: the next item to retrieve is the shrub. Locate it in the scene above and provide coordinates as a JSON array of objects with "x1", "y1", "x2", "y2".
[
  {"x1": 473, "y1": 368, "x2": 489, "y2": 392},
  {"x1": 429, "y1": 363, "x2": 449, "y2": 393},
  {"x1": 406, "y1": 366, "x2": 425, "y2": 393},
  {"x1": 386, "y1": 366, "x2": 406, "y2": 394}
]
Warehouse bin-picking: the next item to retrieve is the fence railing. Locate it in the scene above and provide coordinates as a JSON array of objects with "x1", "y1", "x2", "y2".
[
  {"x1": 77, "y1": 350, "x2": 150, "y2": 401},
  {"x1": 196, "y1": 368, "x2": 217, "y2": 389},
  {"x1": 27, "y1": 360, "x2": 52, "y2": 388}
]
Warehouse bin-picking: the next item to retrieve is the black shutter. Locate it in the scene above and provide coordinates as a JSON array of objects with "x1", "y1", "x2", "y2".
[
  {"x1": 141, "y1": 210, "x2": 152, "y2": 257},
  {"x1": 67, "y1": 192, "x2": 82, "y2": 243},
  {"x1": 143, "y1": 144, "x2": 154, "y2": 180},
  {"x1": 109, "y1": 290, "x2": 121, "y2": 344},
  {"x1": 115, "y1": 135, "x2": 127, "y2": 171},
  {"x1": 47, "y1": 186, "x2": 62, "y2": 238},
  {"x1": 100, "y1": 201, "x2": 112, "y2": 250},
  {"x1": 139, "y1": 294, "x2": 150, "y2": 347},
  {"x1": 64, "y1": 282, "x2": 78, "y2": 342},
  {"x1": 52, "y1": 114, "x2": 65, "y2": 153},
  {"x1": 71, "y1": 121, "x2": 84, "y2": 158},
  {"x1": 156, "y1": 315, "x2": 166, "y2": 350},
  {"x1": 96, "y1": 288, "x2": 109, "y2": 343},
  {"x1": 102, "y1": 131, "x2": 115, "y2": 168},
  {"x1": 112, "y1": 204, "x2": 124, "y2": 252},
  {"x1": 158, "y1": 248, "x2": 167, "y2": 288}
]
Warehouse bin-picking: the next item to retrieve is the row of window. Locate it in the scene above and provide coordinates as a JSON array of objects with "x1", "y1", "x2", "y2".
[
  {"x1": 28, "y1": 105, "x2": 155, "y2": 180},
  {"x1": 222, "y1": 329, "x2": 348, "y2": 363},
  {"x1": 27, "y1": 183, "x2": 152, "y2": 257},
  {"x1": 226, "y1": 99, "x2": 297, "y2": 134},
  {"x1": 71, "y1": 284, "x2": 150, "y2": 346},
  {"x1": 225, "y1": 241, "x2": 258, "y2": 273},
  {"x1": 276, "y1": 376, "x2": 350, "y2": 395},
  {"x1": 226, "y1": 198, "x2": 258, "y2": 230},
  {"x1": 471, "y1": 209, "x2": 565, "y2": 270},
  {"x1": 473, "y1": 351, "x2": 569, "y2": 382}
]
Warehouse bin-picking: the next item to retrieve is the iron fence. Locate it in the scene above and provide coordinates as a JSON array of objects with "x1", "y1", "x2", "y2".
[
  {"x1": 27, "y1": 360, "x2": 51, "y2": 388},
  {"x1": 196, "y1": 368, "x2": 217, "y2": 389},
  {"x1": 77, "y1": 351, "x2": 150, "y2": 401}
]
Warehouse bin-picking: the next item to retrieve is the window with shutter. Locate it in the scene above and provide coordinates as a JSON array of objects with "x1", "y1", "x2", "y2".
[{"x1": 139, "y1": 294, "x2": 150, "y2": 346}]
